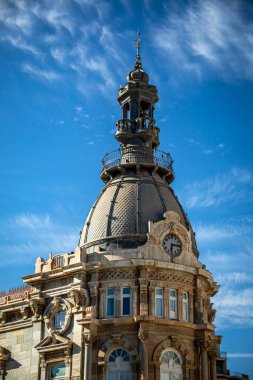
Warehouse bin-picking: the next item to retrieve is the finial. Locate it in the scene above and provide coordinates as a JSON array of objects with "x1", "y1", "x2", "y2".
[{"x1": 135, "y1": 31, "x2": 142, "y2": 62}]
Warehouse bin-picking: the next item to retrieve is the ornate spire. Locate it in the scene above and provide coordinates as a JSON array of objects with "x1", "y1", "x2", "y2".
[
  {"x1": 135, "y1": 31, "x2": 142, "y2": 68},
  {"x1": 100, "y1": 34, "x2": 174, "y2": 186}
]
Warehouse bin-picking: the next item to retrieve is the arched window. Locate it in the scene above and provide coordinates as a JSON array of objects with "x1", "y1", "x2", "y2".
[
  {"x1": 160, "y1": 349, "x2": 183, "y2": 380},
  {"x1": 107, "y1": 349, "x2": 132, "y2": 380}
]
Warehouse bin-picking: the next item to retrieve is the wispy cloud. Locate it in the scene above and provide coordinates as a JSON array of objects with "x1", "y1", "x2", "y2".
[
  {"x1": 227, "y1": 353, "x2": 253, "y2": 358},
  {"x1": 151, "y1": 0, "x2": 253, "y2": 81},
  {"x1": 187, "y1": 138, "x2": 225, "y2": 156},
  {"x1": 0, "y1": 213, "x2": 79, "y2": 266},
  {"x1": 22, "y1": 63, "x2": 60, "y2": 82},
  {"x1": 0, "y1": 0, "x2": 129, "y2": 95},
  {"x1": 185, "y1": 167, "x2": 253, "y2": 208}
]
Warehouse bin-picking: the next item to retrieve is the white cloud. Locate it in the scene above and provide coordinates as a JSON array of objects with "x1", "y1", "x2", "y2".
[
  {"x1": 151, "y1": 0, "x2": 253, "y2": 81},
  {"x1": 22, "y1": 63, "x2": 60, "y2": 81},
  {"x1": 185, "y1": 167, "x2": 253, "y2": 208},
  {"x1": 196, "y1": 223, "x2": 252, "y2": 242},
  {"x1": 0, "y1": 213, "x2": 79, "y2": 266},
  {"x1": 227, "y1": 353, "x2": 253, "y2": 358},
  {"x1": 15, "y1": 214, "x2": 52, "y2": 229}
]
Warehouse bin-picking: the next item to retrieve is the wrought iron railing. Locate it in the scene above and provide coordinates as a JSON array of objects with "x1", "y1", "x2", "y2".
[
  {"x1": 154, "y1": 149, "x2": 173, "y2": 170},
  {"x1": 229, "y1": 372, "x2": 249, "y2": 379},
  {"x1": 219, "y1": 351, "x2": 227, "y2": 358},
  {"x1": 102, "y1": 148, "x2": 173, "y2": 172},
  {"x1": 102, "y1": 149, "x2": 121, "y2": 169},
  {"x1": 116, "y1": 117, "x2": 155, "y2": 134}
]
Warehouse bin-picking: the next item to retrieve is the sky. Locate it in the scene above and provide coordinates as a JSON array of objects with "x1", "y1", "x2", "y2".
[{"x1": 0, "y1": 0, "x2": 253, "y2": 376}]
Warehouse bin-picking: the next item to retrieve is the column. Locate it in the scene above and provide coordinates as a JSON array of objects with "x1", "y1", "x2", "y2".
[
  {"x1": 0, "y1": 347, "x2": 9, "y2": 380},
  {"x1": 132, "y1": 286, "x2": 138, "y2": 316},
  {"x1": 138, "y1": 327, "x2": 148, "y2": 380},
  {"x1": 209, "y1": 352, "x2": 217, "y2": 380},
  {"x1": 178, "y1": 289, "x2": 183, "y2": 321},
  {"x1": 201, "y1": 343, "x2": 209, "y2": 380},
  {"x1": 83, "y1": 334, "x2": 95, "y2": 380}
]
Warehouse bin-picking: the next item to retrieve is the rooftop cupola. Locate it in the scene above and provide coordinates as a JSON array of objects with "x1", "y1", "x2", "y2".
[{"x1": 101, "y1": 32, "x2": 174, "y2": 185}]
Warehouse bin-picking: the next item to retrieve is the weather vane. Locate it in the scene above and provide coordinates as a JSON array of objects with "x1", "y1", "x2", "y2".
[{"x1": 135, "y1": 31, "x2": 142, "y2": 60}]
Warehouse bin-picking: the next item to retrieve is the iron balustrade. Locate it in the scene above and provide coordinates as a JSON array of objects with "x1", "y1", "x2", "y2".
[
  {"x1": 229, "y1": 372, "x2": 249, "y2": 379},
  {"x1": 102, "y1": 148, "x2": 173, "y2": 172},
  {"x1": 116, "y1": 116, "x2": 155, "y2": 134}
]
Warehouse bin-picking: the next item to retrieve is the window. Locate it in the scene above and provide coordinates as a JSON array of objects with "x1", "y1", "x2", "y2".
[
  {"x1": 50, "y1": 364, "x2": 65, "y2": 379},
  {"x1": 122, "y1": 288, "x2": 131, "y2": 316},
  {"x1": 169, "y1": 290, "x2": 177, "y2": 319},
  {"x1": 155, "y1": 288, "x2": 163, "y2": 317},
  {"x1": 107, "y1": 288, "x2": 115, "y2": 317},
  {"x1": 54, "y1": 309, "x2": 66, "y2": 330},
  {"x1": 182, "y1": 292, "x2": 189, "y2": 321},
  {"x1": 107, "y1": 349, "x2": 131, "y2": 380},
  {"x1": 160, "y1": 350, "x2": 182, "y2": 380}
]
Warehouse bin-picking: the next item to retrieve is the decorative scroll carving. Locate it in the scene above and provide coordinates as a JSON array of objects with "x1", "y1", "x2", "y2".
[
  {"x1": 0, "y1": 311, "x2": 7, "y2": 325},
  {"x1": 138, "y1": 328, "x2": 148, "y2": 342},
  {"x1": 148, "y1": 211, "x2": 191, "y2": 253},
  {"x1": 68, "y1": 288, "x2": 89, "y2": 310},
  {"x1": 83, "y1": 333, "x2": 96, "y2": 344},
  {"x1": 152, "y1": 335, "x2": 188, "y2": 363},
  {"x1": 43, "y1": 296, "x2": 72, "y2": 335},
  {"x1": 20, "y1": 305, "x2": 30, "y2": 320},
  {"x1": 29, "y1": 298, "x2": 45, "y2": 319}
]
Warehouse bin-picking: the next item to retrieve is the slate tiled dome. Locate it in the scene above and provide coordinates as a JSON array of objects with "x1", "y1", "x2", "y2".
[{"x1": 79, "y1": 174, "x2": 195, "y2": 250}]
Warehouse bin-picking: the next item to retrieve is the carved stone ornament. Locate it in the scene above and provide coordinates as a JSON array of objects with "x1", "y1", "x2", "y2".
[
  {"x1": 68, "y1": 288, "x2": 90, "y2": 310},
  {"x1": 83, "y1": 333, "x2": 96, "y2": 344},
  {"x1": 138, "y1": 328, "x2": 148, "y2": 342},
  {"x1": 0, "y1": 311, "x2": 7, "y2": 325},
  {"x1": 29, "y1": 298, "x2": 45, "y2": 319},
  {"x1": 43, "y1": 296, "x2": 72, "y2": 335},
  {"x1": 148, "y1": 211, "x2": 191, "y2": 254},
  {"x1": 20, "y1": 305, "x2": 30, "y2": 320}
]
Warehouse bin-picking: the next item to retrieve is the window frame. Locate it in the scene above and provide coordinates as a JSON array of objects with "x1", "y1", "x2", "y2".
[
  {"x1": 155, "y1": 288, "x2": 164, "y2": 317},
  {"x1": 121, "y1": 287, "x2": 132, "y2": 317},
  {"x1": 182, "y1": 291, "x2": 189, "y2": 321},
  {"x1": 169, "y1": 289, "x2": 178, "y2": 319},
  {"x1": 48, "y1": 363, "x2": 66, "y2": 380},
  {"x1": 106, "y1": 288, "x2": 115, "y2": 317}
]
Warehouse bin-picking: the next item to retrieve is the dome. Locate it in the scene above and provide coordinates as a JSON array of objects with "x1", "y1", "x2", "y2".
[
  {"x1": 79, "y1": 174, "x2": 198, "y2": 255},
  {"x1": 127, "y1": 66, "x2": 149, "y2": 83}
]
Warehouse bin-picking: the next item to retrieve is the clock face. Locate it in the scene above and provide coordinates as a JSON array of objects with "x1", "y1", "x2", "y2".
[{"x1": 162, "y1": 234, "x2": 182, "y2": 257}]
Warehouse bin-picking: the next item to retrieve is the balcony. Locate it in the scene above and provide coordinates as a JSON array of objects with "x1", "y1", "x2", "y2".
[
  {"x1": 116, "y1": 116, "x2": 155, "y2": 134},
  {"x1": 101, "y1": 148, "x2": 173, "y2": 172},
  {"x1": 229, "y1": 372, "x2": 249, "y2": 379}
]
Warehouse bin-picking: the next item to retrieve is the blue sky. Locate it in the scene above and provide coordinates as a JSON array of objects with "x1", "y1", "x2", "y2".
[{"x1": 0, "y1": 0, "x2": 253, "y2": 376}]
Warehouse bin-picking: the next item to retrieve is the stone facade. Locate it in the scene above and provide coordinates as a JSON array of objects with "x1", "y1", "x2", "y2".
[{"x1": 0, "y1": 34, "x2": 249, "y2": 380}]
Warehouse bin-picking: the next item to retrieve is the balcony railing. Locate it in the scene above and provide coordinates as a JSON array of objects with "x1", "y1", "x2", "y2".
[
  {"x1": 102, "y1": 148, "x2": 173, "y2": 172},
  {"x1": 230, "y1": 372, "x2": 249, "y2": 379},
  {"x1": 220, "y1": 352, "x2": 227, "y2": 359},
  {"x1": 116, "y1": 116, "x2": 155, "y2": 134}
]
